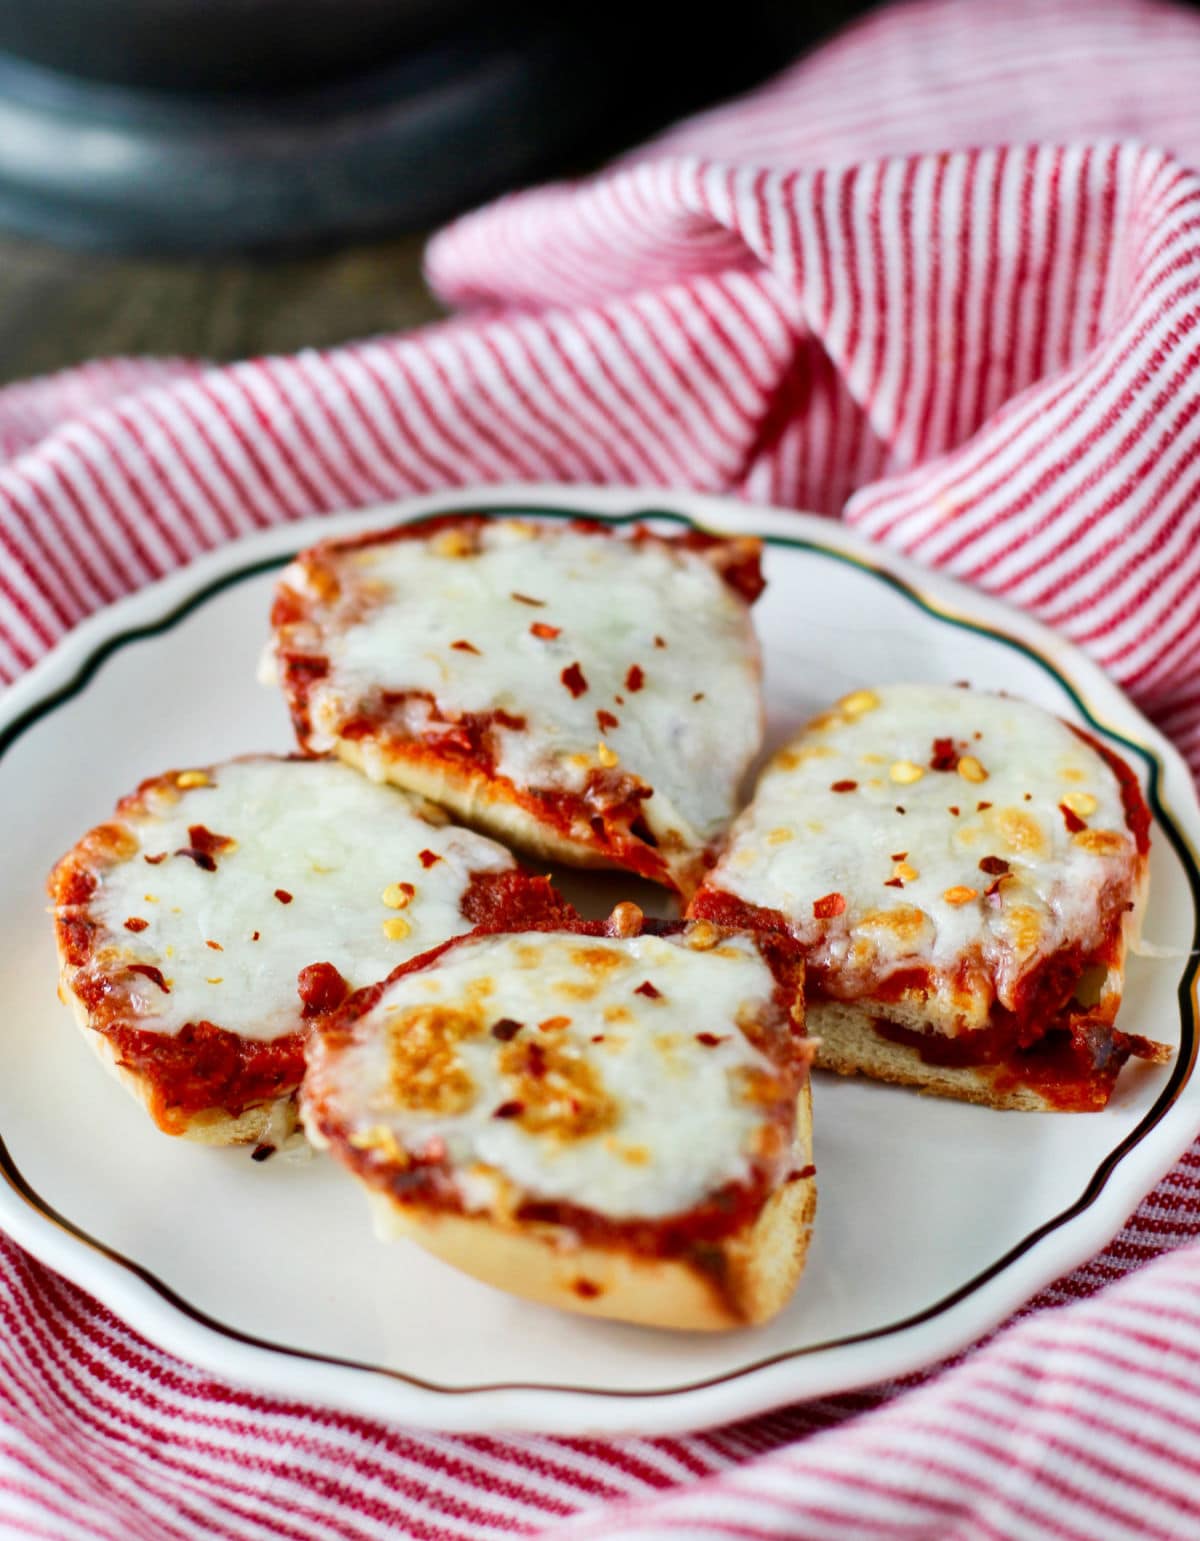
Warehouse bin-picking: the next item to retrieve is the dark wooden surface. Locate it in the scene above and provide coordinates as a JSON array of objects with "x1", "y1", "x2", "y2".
[{"x1": 0, "y1": 231, "x2": 445, "y2": 385}]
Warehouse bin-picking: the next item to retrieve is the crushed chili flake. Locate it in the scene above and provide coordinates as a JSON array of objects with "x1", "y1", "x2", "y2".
[
  {"x1": 526, "y1": 1042, "x2": 547, "y2": 1079},
  {"x1": 984, "y1": 878, "x2": 1005, "y2": 899},
  {"x1": 693, "y1": 691, "x2": 705, "y2": 702},
  {"x1": 531, "y1": 621, "x2": 561, "y2": 640},
  {"x1": 175, "y1": 847, "x2": 216, "y2": 872},
  {"x1": 930, "y1": 736, "x2": 958, "y2": 771},
  {"x1": 274, "y1": 888, "x2": 293, "y2": 904},
  {"x1": 492, "y1": 1100, "x2": 524, "y2": 1120},
  {"x1": 979, "y1": 855, "x2": 1011, "y2": 875},
  {"x1": 490, "y1": 1018, "x2": 523, "y2": 1042},
  {"x1": 187, "y1": 824, "x2": 235, "y2": 857},
  {"x1": 450, "y1": 639, "x2": 481, "y2": 654},
  {"x1": 539, "y1": 1015, "x2": 571, "y2": 1032},
  {"x1": 634, "y1": 980, "x2": 661, "y2": 999},
  {"x1": 977, "y1": 800, "x2": 993, "y2": 811},
  {"x1": 591, "y1": 1034, "x2": 606, "y2": 1043},
  {"x1": 418, "y1": 849, "x2": 442, "y2": 868},
  {"x1": 251, "y1": 1144, "x2": 275, "y2": 1163},
  {"x1": 654, "y1": 635, "x2": 667, "y2": 648},
  {"x1": 895, "y1": 805, "x2": 907, "y2": 815},
  {"x1": 884, "y1": 877, "x2": 904, "y2": 888},
  {"x1": 251, "y1": 930, "x2": 260, "y2": 941},
  {"x1": 696, "y1": 1033, "x2": 727, "y2": 1047},
  {"x1": 561, "y1": 662, "x2": 588, "y2": 698},
  {"x1": 297, "y1": 962, "x2": 349, "y2": 1018},
  {"x1": 948, "y1": 805, "x2": 961, "y2": 816},
  {"x1": 813, "y1": 892, "x2": 847, "y2": 919},
  {"x1": 831, "y1": 779, "x2": 858, "y2": 793},
  {"x1": 596, "y1": 709, "x2": 619, "y2": 733},
  {"x1": 128, "y1": 963, "x2": 170, "y2": 993},
  {"x1": 205, "y1": 939, "x2": 223, "y2": 950},
  {"x1": 143, "y1": 852, "x2": 167, "y2": 865},
  {"x1": 511, "y1": 592, "x2": 545, "y2": 606},
  {"x1": 788, "y1": 1164, "x2": 817, "y2": 1182},
  {"x1": 1059, "y1": 801, "x2": 1088, "y2": 833},
  {"x1": 124, "y1": 917, "x2": 149, "y2": 932},
  {"x1": 625, "y1": 664, "x2": 645, "y2": 692},
  {"x1": 891, "y1": 852, "x2": 908, "y2": 862},
  {"x1": 573, "y1": 1278, "x2": 602, "y2": 1298}
]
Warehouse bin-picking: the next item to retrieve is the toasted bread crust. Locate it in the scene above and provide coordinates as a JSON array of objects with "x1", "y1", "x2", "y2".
[
  {"x1": 362, "y1": 1081, "x2": 815, "y2": 1330},
  {"x1": 57, "y1": 972, "x2": 298, "y2": 1143},
  {"x1": 809, "y1": 862, "x2": 1155, "y2": 1112}
]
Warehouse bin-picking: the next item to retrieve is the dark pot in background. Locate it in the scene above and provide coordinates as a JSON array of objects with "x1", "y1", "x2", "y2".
[{"x1": 0, "y1": 0, "x2": 872, "y2": 253}]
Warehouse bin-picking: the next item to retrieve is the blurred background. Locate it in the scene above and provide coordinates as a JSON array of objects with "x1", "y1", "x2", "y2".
[{"x1": 0, "y1": 0, "x2": 871, "y2": 385}]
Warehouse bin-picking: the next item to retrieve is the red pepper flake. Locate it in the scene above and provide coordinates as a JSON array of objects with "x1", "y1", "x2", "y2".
[
  {"x1": 251, "y1": 1144, "x2": 274, "y2": 1163},
  {"x1": 418, "y1": 849, "x2": 442, "y2": 868},
  {"x1": 274, "y1": 888, "x2": 293, "y2": 904},
  {"x1": 634, "y1": 980, "x2": 661, "y2": 999},
  {"x1": 831, "y1": 779, "x2": 858, "y2": 793},
  {"x1": 884, "y1": 877, "x2": 904, "y2": 888},
  {"x1": 124, "y1": 917, "x2": 149, "y2": 932},
  {"x1": 187, "y1": 824, "x2": 235, "y2": 857},
  {"x1": 511, "y1": 592, "x2": 545, "y2": 606},
  {"x1": 526, "y1": 1042, "x2": 547, "y2": 1079},
  {"x1": 948, "y1": 805, "x2": 960, "y2": 817},
  {"x1": 251, "y1": 931, "x2": 261, "y2": 941},
  {"x1": 296, "y1": 961, "x2": 349, "y2": 1018},
  {"x1": 591, "y1": 1034, "x2": 606, "y2": 1043},
  {"x1": 492, "y1": 1100, "x2": 524, "y2": 1120},
  {"x1": 813, "y1": 892, "x2": 847, "y2": 919},
  {"x1": 597, "y1": 709, "x2": 619, "y2": 733},
  {"x1": 654, "y1": 635, "x2": 667, "y2": 649},
  {"x1": 128, "y1": 963, "x2": 170, "y2": 993},
  {"x1": 143, "y1": 852, "x2": 167, "y2": 865},
  {"x1": 531, "y1": 621, "x2": 561, "y2": 640},
  {"x1": 539, "y1": 1015, "x2": 571, "y2": 1032},
  {"x1": 561, "y1": 662, "x2": 588, "y2": 697},
  {"x1": 490, "y1": 1018, "x2": 523, "y2": 1041},
  {"x1": 977, "y1": 800, "x2": 993, "y2": 812},
  {"x1": 891, "y1": 852, "x2": 908, "y2": 862},
  {"x1": 572, "y1": 1278, "x2": 602, "y2": 1298},
  {"x1": 176, "y1": 823, "x2": 236, "y2": 871},
  {"x1": 206, "y1": 939, "x2": 223, "y2": 951},
  {"x1": 984, "y1": 878, "x2": 1005, "y2": 899},
  {"x1": 1060, "y1": 801, "x2": 1088, "y2": 833},
  {"x1": 788, "y1": 1164, "x2": 817, "y2": 1182},
  {"x1": 696, "y1": 1033, "x2": 727, "y2": 1047},
  {"x1": 930, "y1": 737, "x2": 958, "y2": 772},
  {"x1": 1024, "y1": 792, "x2": 1033, "y2": 802},
  {"x1": 979, "y1": 855, "x2": 1011, "y2": 876},
  {"x1": 625, "y1": 664, "x2": 645, "y2": 692},
  {"x1": 693, "y1": 692, "x2": 705, "y2": 702},
  {"x1": 895, "y1": 805, "x2": 907, "y2": 815},
  {"x1": 450, "y1": 639, "x2": 481, "y2": 654}
]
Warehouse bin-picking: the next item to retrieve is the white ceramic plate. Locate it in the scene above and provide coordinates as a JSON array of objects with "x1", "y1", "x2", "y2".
[{"x1": 1, "y1": 484, "x2": 1197, "y2": 1437}]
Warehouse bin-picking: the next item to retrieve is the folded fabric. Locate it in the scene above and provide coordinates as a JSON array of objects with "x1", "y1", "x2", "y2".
[{"x1": 2, "y1": 1, "x2": 1200, "y2": 1536}]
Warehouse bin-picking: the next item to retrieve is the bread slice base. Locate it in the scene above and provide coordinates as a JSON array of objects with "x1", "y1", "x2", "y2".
[
  {"x1": 60, "y1": 983, "x2": 299, "y2": 1145},
  {"x1": 333, "y1": 739, "x2": 699, "y2": 897},
  {"x1": 364, "y1": 1081, "x2": 816, "y2": 1331}
]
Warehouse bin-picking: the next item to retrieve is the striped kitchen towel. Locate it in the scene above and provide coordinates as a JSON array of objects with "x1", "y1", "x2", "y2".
[{"x1": 3, "y1": 0, "x2": 1200, "y2": 1535}]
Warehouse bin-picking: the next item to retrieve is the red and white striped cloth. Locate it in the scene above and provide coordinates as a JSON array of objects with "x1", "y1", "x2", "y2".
[{"x1": 4, "y1": 0, "x2": 1200, "y2": 1534}]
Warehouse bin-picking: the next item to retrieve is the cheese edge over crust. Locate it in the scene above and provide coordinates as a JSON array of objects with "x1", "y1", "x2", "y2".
[
  {"x1": 269, "y1": 517, "x2": 765, "y2": 894},
  {"x1": 695, "y1": 684, "x2": 1149, "y2": 1032},
  {"x1": 302, "y1": 926, "x2": 800, "y2": 1224}
]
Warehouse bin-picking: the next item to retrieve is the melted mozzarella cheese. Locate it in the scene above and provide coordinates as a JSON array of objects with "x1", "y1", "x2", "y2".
[
  {"x1": 283, "y1": 519, "x2": 762, "y2": 852},
  {"x1": 94, "y1": 757, "x2": 513, "y2": 1040},
  {"x1": 705, "y1": 684, "x2": 1140, "y2": 1011},
  {"x1": 310, "y1": 929, "x2": 784, "y2": 1221}
]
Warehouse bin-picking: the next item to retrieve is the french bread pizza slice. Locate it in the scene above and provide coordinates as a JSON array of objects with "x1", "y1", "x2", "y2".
[
  {"x1": 49, "y1": 755, "x2": 570, "y2": 1145},
  {"x1": 690, "y1": 683, "x2": 1168, "y2": 1111},
  {"x1": 302, "y1": 907, "x2": 815, "y2": 1330},
  {"x1": 263, "y1": 512, "x2": 766, "y2": 898}
]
